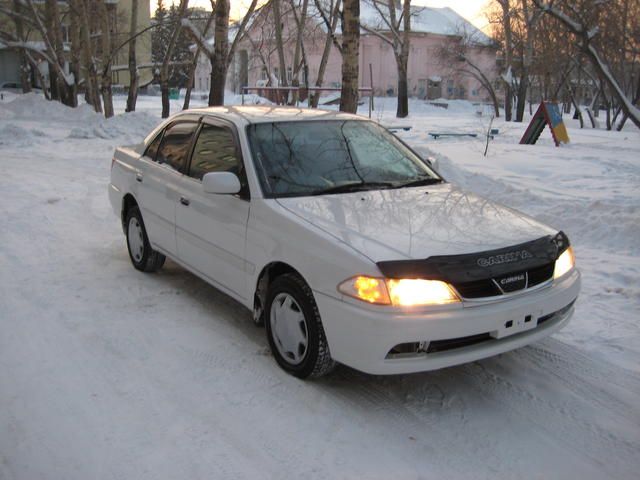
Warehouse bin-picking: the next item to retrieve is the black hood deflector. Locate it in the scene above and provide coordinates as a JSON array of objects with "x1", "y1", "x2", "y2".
[{"x1": 376, "y1": 231, "x2": 569, "y2": 283}]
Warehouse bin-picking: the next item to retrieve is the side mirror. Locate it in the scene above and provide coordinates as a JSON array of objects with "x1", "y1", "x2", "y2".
[
  {"x1": 202, "y1": 172, "x2": 241, "y2": 195},
  {"x1": 425, "y1": 156, "x2": 439, "y2": 171}
]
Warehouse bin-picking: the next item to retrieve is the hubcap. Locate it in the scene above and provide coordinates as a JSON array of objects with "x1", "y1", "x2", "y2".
[
  {"x1": 127, "y1": 217, "x2": 145, "y2": 263},
  {"x1": 270, "y1": 293, "x2": 308, "y2": 365}
]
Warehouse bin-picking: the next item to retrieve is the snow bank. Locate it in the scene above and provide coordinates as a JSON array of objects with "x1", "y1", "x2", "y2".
[
  {"x1": 67, "y1": 111, "x2": 159, "y2": 142},
  {"x1": 0, "y1": 123, "x2": 48, "y2": 147},
  {"x1": 1, "y1": 93, "x2": 160, "y2": 144}
]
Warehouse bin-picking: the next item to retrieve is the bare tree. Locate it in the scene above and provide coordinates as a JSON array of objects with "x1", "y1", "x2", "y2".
[
  {"x1": 183, "y1": 0, "x2": 259, "y2": 106},
  {"x1": 311, "y1": 0, "x2": 342, "y2": 107},
  {"x1": 496, "y1": 0, "x2": 514, "y2": 121},
  {"x1": 362, "y1": 0, "x2": 412, "y2": 118},
  {"x1": 532, "y1": 0, "x2": 640, "y2": 129},
  {"x1": 98, "y1": 0, "x2": 117, "y2": 117},
  {"x1": 183, "y1": 6, "x2": 215, "y2": 110},
  {"x1": 272, "y1": 0, "x2": 288, "y2": 87},
  {"x1": 11, "y1": 0, "x2": 31, "y2": 93},
  {"x1": 439, "y1": 33, "x2": 501, "y2": 117},
  {"x1": 159, "y1": 0, "x2": 189, "y2": 118},
  {"x1": 340, "y1": 0, "x2": 360, "y2": 113},
  {"x1": 17, "y1": 0, "x2": 75, "y2": 105},
  {"x1": 125, "y1": 0, "x2": 139, "y2": 112},
  {"x1": 290, "y1": 0, "x2": 309, "y2": 103}
]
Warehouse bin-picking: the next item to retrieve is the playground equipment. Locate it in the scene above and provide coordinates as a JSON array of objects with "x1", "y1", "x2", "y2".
[{"x1": 520, "y1": 102, "x2": 570, "y2": 146}]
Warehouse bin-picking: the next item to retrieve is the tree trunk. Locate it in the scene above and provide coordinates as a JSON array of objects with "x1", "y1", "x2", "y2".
[
  {"x1": 99, "y1": 0, "x2": 114, "y2": 118},
  {"x1": 184, "y1": 9, "x2": 215, "y2": 110},
  {"x1": 395, "y1": 0, "x2": 411, "y2": 118},
  {"x1": 50, "y1": 0, "x2": 73, "y2": 106},
  {"x1": 77, "y1": 0, "x2": 101, "y2": 112},
  {"x1": 68, "y1": 0, "x2": 81, "y2": 107},
  {"x1": 12, "y1": 0, "x2": 31, "y2": 93},
  {"x1": 515, "y1": 74, "x2": 527, "y2": 121},
  {"x1": 340, "y1": 0, "x2": 360, "y2": 113},
  {"x1": 126, "y1": 0, "x2": 139, "y2": 112},
  {"x1": 396, "y1": 63, "x2": 409, "y2": 118},
  {"x1": 44, "y1": 0, "x2": 59, "y2": 100},
  {"x1": 290, "y1": 0, "x2": 309, "y2": 105},
  {"x1": 311, "y1": 0, "x2": 341, "y2": 108},
  {"x1": 499, "y1": 0, "x2": 513, "y2": 121},
  {"x1": 272, "y1": 0, "x2": 288, "y2": 90},
  {"x1": 209, "y1": 0, "x2": 229, "y2": 106},
  {"x1": 183, "y1": 48, "x2": 200, "y2": 110},
  {"x1": 161, "y1": 0, "x2": 190, "y2": 117}
]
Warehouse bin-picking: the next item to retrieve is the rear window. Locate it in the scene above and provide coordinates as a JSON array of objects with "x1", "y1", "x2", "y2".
[{"x1": 156, "y1": 122, "x2": 198, "y2": 172}]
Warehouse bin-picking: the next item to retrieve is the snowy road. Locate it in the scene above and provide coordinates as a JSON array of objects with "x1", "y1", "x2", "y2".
[{"x1": 1, "y1": 95, "x2": 639, "y2": 479}]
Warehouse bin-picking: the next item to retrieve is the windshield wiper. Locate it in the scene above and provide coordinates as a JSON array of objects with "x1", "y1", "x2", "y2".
[
  {"x1": 311, "y1": 181, "x2": 395, "y2": 195},
  {"x1": 393, "y1": 177, "x2": 444, "y2": 189}
]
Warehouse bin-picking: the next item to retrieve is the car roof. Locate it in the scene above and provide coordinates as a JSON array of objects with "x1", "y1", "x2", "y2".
[{"x1": 185, "y1": 105, "x2": 366, "y2": 124}]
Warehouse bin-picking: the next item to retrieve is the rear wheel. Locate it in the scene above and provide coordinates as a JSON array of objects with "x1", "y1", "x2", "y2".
[
  {"x1": 125, "y1": 206, "x2": 165, "y2": 272},
  {"x1": 265, "y1": 273, "x2": 335, "y2": 378}
]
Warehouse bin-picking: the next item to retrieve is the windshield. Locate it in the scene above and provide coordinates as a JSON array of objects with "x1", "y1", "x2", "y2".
[{"x1": 246, "y1": 120, "x2": 441, "y2": 198}]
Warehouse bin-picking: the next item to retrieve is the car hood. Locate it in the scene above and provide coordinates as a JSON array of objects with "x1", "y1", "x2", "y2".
[{"x1": 276, "y1": 183, "x2": 557, "y2": 262}]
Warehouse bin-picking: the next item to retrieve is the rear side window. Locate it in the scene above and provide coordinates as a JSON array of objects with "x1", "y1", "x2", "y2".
[
  {"x1": 144, "y1": 131, "x2": 163, "y2": 160},
  {"x1": 156, "y1": 122, "x2": 198, "y2": 172},
  {"x1": 188, "y1": 124, "x2": 241, "y2": 180}
]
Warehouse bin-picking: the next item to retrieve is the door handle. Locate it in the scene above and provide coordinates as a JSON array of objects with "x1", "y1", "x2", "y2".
[
  {"x1": 180, "y1": 196, "x2": 190, "y2": 206},
  {"x1": 135, "y1": 172, "x2": 143, "y2": 183}
]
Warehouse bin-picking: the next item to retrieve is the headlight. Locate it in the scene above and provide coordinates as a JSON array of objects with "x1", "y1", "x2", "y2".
[
  {"x1": 387, "y1": 279, "x2": 460, "y2": 306},
  {"x1": 338, "y1": 276, "x2": 391, "y2": 305},
  {"x1": 338, "y1": 276, "x2": 460, "y2": 306},
  {"x1": 553, "y1": 246, "x2": 575, "y2": 279}
]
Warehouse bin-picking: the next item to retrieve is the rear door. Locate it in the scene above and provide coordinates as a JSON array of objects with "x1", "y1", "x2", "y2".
[
  {"x1": 137, "y1": 119, "x2": 199, "y2": 256},
  {"x1": 174, "y1": 118, "x2": 251, "y2": 299}
]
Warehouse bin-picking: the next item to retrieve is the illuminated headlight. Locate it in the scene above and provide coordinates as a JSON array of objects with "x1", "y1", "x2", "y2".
[
  {"x1": 338, "y1": 276, "x2": 460, "y2": 306},
  {"x1": 553, "y1": 246, "x2": 575, "y2": 279},
  {"x1": 338, "y1": 276, "x2": 391, "y2": 305}
]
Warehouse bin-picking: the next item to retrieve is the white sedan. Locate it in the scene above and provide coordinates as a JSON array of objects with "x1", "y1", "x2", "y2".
[{"x1": 109, "y1": 106, "x2": 580, "y2": 378}]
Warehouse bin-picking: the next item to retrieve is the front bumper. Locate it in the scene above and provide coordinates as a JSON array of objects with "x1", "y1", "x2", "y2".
[{"x1": 315, "y1": 269, "x2": 580, "y2": 375}]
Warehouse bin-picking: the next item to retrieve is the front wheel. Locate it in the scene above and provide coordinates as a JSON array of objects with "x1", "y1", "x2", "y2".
[
  {"x1": 125, "y1": 206, "x2": 165, "y2": 272},
  {"x1": 265, "y1": 273, "x2": 335, "y2": 378}
]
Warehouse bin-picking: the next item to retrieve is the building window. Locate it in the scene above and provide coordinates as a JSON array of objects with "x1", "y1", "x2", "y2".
[{"x1": 286, "y1": 66, "x2": 292, "y2": 83}]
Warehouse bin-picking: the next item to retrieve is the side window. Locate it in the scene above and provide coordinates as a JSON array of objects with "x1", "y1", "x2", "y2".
[
  {"x1": 188, "y1": 124, "x2": 242, "y2": 180},
  {"x1": 144, "y1": 131, "x2": 163, "y2": 161},
  {"x1": 156, "y1": 122, "x2": 198, "y2": 172}
]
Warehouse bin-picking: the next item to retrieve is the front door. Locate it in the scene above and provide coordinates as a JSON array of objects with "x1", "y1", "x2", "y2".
[{"x1": 175, "y1": 120, "x2": 251, "y2": 300}]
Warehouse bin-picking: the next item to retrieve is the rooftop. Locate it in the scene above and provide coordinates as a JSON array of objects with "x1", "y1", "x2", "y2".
[{"x1": 185, "y1": 105, "x2": 366, "y2": 124}]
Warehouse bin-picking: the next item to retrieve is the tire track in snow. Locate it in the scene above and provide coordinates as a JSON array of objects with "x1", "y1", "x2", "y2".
[{"x1": 457, "y1": 351, "x2": 640, "y2": 479}]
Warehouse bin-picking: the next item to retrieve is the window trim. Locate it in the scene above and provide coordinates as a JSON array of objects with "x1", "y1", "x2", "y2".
[
  {"x1": 143, "y1": 129, "x2": 165, "y2": 162},
  {"x1": 185, "y1": 116, "x2": 251, "y2": 201}
]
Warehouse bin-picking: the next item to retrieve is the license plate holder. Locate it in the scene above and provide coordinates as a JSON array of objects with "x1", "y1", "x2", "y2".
[{"x1": 491, "y1": 310, "x2": 542, "y2": 339}]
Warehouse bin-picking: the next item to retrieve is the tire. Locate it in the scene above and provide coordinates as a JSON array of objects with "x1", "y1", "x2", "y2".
[
  {"x1": 125, "y1": 205, "x2": 165, "y2": 273},
  {"x1": 265, "y1": 273, "x2": 336, "y2": 378}
]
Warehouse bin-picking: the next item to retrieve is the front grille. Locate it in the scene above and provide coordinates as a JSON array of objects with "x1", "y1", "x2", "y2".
[
  {"x1": 527, "y1": 263, "x2": 555, "y2": 287},
  {"x1": 454, "y1": 279, "x2": 501, "y2": 298},
  {"x1": 452, "y1": 262, "x2": 555, "y2": 299}
]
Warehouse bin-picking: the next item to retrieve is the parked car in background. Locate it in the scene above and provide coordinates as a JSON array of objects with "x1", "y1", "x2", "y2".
[{"x1": 109, "y1": 106, "x2": 580, "y2": 378}]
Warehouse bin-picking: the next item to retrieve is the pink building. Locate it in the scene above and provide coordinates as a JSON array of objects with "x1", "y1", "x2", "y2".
[{"x1": 195, "y1": 1, "x2": 498, "y2": 103}]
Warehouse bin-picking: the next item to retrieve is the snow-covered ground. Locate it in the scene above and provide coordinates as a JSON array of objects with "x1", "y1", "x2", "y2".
[{"x1": 1, "y1": 92, "x2": 639, "y2": 479}]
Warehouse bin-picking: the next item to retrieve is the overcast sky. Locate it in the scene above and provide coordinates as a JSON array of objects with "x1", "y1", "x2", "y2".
[{"x1": 162, "y1": 0, "x2": 491, "y2": 32}]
